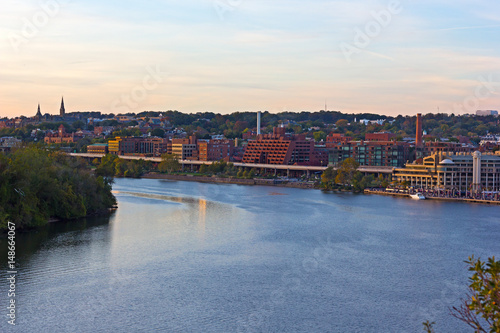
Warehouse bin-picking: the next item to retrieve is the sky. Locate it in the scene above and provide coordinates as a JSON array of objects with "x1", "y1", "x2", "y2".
[{"x1": 1, "y1": 0, "x2": 500, "y2": 118}]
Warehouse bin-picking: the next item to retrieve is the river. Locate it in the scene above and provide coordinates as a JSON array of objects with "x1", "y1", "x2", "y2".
[{"x1": 1, "y1": 178, "x2": 499, "y2": 332}]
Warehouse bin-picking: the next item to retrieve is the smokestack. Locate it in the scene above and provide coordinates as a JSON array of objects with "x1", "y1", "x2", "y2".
[
  {"x1": 416, "y1": 113, "x2": 423, "y2": 148},
  {"x1": 257, "y1": 111, "x2": 261, "y2": 135}
]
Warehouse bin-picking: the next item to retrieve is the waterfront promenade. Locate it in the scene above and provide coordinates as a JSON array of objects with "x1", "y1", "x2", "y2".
[{"x1": 364, "y1": 188, "x2": 500, "y2": 205}]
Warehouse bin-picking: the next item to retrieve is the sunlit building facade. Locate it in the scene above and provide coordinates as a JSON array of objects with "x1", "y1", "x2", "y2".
[{"x1": 394, "y1": 151, "x2": 500, "y2": 192}]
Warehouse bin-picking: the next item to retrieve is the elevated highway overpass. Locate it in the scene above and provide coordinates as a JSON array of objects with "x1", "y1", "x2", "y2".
[{"x1": 69, "y1": 153, "x2": 395, "y2": 176}]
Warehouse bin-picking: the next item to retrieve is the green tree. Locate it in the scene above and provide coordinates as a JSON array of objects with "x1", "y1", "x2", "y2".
[
  {"x1": 151, "y1": 128, "x2": 165, "y2": 137},
  {"x1": 95, "y1": 154, "x2": 119, "y2": 179},
  {"x1": 72, "y1": 120, "x2": 86, "y2": 131},
  {"x1": 158, "y1": 153, "x2": 180, "y2": 174},
  {"x1": 0, "y1": 146, "x2": 116, "y2": 230},
  {"x1": 451, "y1": 256, "x2": 500, "y2": 332},
  {"x1": 335, "y1": 158, "x2": 359, "y2": 186},
  {"x1": 115, "y1": 159, "x2": 127, "y2": 176},
  {"x1": 248, "y1": 168, "x2": 256, "y2": 179},
  {"x1": 313, "y1": 131, "x2": 327, "y2": 142},
  {"x1": 321, "y1": 166, "x2": 337, "y2": 190}
]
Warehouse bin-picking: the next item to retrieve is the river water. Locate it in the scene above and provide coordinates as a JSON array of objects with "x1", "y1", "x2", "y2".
[{"x1": 1, "y1": 178, "x2": 499, "y2": 332}]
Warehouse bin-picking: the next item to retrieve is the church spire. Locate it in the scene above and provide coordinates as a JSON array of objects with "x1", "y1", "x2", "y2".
[
  {"x1": 35, "y1": 103, "x2": 42, "y2": 120},
  {"x1": 60, "y1": 97, "x2": 65, "y2": 117}
]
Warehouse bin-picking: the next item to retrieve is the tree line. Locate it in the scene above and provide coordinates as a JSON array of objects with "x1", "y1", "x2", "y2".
[
  {"x1": 3, "y1": 111, "x2": 498, "y2": 143},
  {"x1": 320, "y1": 157, "x2": 390, "y2": 192},
  {"x1": 0, "y1": 146, "x2": 116, "y2": 231}
]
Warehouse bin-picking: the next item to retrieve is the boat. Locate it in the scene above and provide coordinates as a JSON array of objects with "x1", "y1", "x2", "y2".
[{"x1": 410, "y1": 193, "x2": 426, "y2": 200}]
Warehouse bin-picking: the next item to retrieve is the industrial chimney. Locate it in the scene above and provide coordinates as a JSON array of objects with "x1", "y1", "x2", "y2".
[
  {"x1": 416, "y1": 113, "x2": 423, "y2": 148},
  {"x1": 257, "y1": 111, "x2": 261, "y2": 135}
]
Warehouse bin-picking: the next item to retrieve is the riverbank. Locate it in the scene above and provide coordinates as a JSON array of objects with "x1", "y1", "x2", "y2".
[
  {"x1": 142, "y1": 172, "x2": 317, "y2": 189},
  {"x1": 143, "y1": 173, "x2": 500, "y2": 205},
  {"x1": 364, "y1": 189, "x2": 500, "y2": 205}
]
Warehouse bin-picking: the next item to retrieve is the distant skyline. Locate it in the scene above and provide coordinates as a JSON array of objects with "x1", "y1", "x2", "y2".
[{"x1": 1, "y1": 0, "x2": 500, "y2": 118}]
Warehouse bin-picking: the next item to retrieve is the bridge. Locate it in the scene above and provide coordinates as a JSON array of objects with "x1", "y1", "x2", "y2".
[{"x1": 69, "y1": 153, "x2": 395, "y2": 176}]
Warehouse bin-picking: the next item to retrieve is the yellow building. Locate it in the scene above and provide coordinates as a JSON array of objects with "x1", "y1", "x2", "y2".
[
  {"x1": 394, "y1": 151, "x2": 500, "y2": 192},
  {"x1": 108, "y1": 137, "x2": 123, "y2": 155}
]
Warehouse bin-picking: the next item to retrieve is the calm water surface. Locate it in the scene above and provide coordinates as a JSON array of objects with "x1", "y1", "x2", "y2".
[{"x1": 1, "y1": 178, "x2": 500, "y2": 332}]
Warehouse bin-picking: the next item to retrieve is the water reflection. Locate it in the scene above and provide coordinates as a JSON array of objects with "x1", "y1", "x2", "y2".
[
  {"x1": 1, "y1": 178, "x2": 499, "y2": 333},
  {"x1": 0, "y1": 214, "x2": 114, "y2": 267},
  {"x1": 198, "y1": 198, "x2": 207, "y2": 238},
  {"x1": 114, "y1": 191, "x2": 218, "y2": 240}
]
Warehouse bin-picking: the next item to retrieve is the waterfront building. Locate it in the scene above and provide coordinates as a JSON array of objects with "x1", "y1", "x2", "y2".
[
  {"x1": 172, "y1": 136, "x2": 198, "y2": 160},
  {"x1": 138, "y1": 137, "x2": 170, "y2": 157},
  {"x1": 328, "y1": 140, "x2": 410, "y2": 168},
  {"x1": 108, "y1": 137, "x2": 169, "y2": 157},
  {"x1": 198, "y1": 139, "x2": 234, "y2": 161},
  {"x1": 394, "y1": 151, "x2": 500, "y2": 192},
  {"x1": 108, "y1": 137, "x2": 140, "y2": 155},
  {"x1": 242, "y1": 126, "x2": 320, "y2": 165}
]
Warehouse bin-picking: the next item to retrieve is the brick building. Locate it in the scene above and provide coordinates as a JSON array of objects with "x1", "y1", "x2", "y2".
[
  {"x1": 108, "y1": 137, "x2": 170, "y2": 157},
  {"x1": 198, "y1": 139, "x2": 234, "y2": 161},
  {"x1": 0, "y1": 120, "x2": 15, "y2": 129},
  {"x1": 328, "y1": 140, "x2": 410, "y2": 167},
  {"x1": 172, "y1": 136, "x2": 198, "y2": 160},
  {"x1": 44, "y1": 125, "x2": 78, "y2": 144},
  {"x1": 242, "y1": 127, "x2": 321, "y2": 165},
  {"x1": 325, "y1": 133, "x2": 352, "y2": 147},
  {"x1": 365, "y1": 132, "x2": 396, "y2": 142},
  {"x1": 423, "y1": 141, "x2": 474, "y2": 155}
]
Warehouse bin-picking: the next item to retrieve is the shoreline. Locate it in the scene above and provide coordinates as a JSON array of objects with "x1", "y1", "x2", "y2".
[
  {"x1": 141, "y1": 173, "x2": 500, "y2": 205},
  {"x1": 141, "y1": 172, "x2": 318, "y2": 189},
  {"x1": 363, "y1": 189, "x2": 500, "y2": 205},
  {"x1": 1, "y1": 207, "x2": 118, "y2": 233}
]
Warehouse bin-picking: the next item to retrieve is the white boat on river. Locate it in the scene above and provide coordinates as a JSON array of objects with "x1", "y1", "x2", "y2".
[{"x1": 410, "y1": 193, "x2": 426, "y2": 200}]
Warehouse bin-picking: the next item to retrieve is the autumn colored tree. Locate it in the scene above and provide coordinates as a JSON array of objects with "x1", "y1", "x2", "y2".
[
  {"x1": 335, "y1": 158, "x2": 359, "y2": 186},
  {"x1": 320, "y1": 166, "x2": 337, "y2": 190},
  {"x1": 158, "y1": 153, "x2": 180, "y2": 174},
  {"x1": 335, "y1": 119, "x2": 349, "y2": 128}
]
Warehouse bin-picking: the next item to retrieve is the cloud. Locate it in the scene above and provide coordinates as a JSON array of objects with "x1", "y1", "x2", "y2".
[{"x1": 1, "y1": 0, "x2": 500, "y2": 117}]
